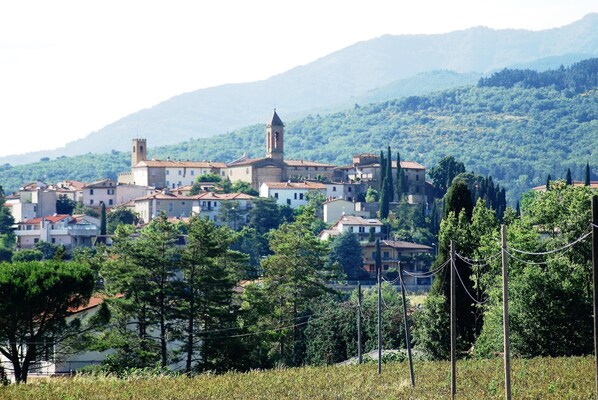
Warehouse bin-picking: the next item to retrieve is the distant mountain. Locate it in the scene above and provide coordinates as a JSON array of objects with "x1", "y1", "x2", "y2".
[
  {"x1": 3, "y1": 13, "x2": 598, "y2": 166},
  {"x1": 2, "y1": 60, "x2": 598, "y2": 204}
]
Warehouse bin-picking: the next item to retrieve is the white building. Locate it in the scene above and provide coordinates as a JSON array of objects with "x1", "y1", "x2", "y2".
[
  {"x1": 82, "y1": 179, "x2": 117, "y2": 207},
  {"x1": 259, "y1": 181, "x2": 327, "y2": 208},
  {"x1": 133, "y1": 191, "x2": 195, "y2": 223},
  {"x1": 322, "y1": 198, "x2": 369, "y2": 224},
  {"x1": 319, "y1": 215, "x2": 383, "y2": 242},
  {"x1": 15, "y1": 215, "x2": 100, "y2": 249},
  {"x1": 191, "y1": 192, "x2": 256, "y2": 226}
]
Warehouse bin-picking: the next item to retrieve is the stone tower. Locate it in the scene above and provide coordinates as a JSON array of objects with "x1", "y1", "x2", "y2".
[
  {"x1": 132, "y1": 138, "x2": 147, "y2": 167},
  {"x1": 266, "y1": 109, "x2": 284, "y2": 161}
]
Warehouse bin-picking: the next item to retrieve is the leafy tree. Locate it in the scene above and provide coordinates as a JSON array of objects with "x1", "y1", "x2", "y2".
[
  {"x1": 0, "y1": 261, "x2": 96, "y2": 383},
  {"x1": 428, "y1": 156, "x2": 465, "y2": 198},
  {"x1": 195, "y1": 173, "x2": 222, "y2": 183},
  {"x1": 328, "y1": 231, "x2": 367, "y2": 280},
  {"x1": 106, "y1": 207, "x2": 139, "y2": 234},
  {"x1": 365, "y1": 187, "x2": 379, "y2": 203},
  {"x1": 34, "y1": 241, "x2": 59, "y2": 260},
  {"x1": 56, "y1": 194, "x2": 76, "y2": 215},
  {"x1": 11, "y1": 249, "x2": 43, "y2": 262},
  {"x1": 231, "y1": 180, "x2": 259, "y2": 196}
]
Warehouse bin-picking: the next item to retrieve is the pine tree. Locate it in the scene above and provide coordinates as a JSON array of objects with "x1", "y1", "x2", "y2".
[
  {"x1": 585, "y1": 162, "x2": 591, "y2": 186},
  {"x1": 566, "y1": 168, "x2": 572, "y2": 185},
  {"x1": 386, "y1": 146, "x2": 394, "y2": 203}
]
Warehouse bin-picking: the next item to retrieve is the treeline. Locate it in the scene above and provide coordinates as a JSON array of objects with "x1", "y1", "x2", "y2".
[
  {"x1": 2, "y1": 63, "x2": 598, "y2": 202},
  {"x1": 478, "y1": 58, "x2": 598, "y2": 92}
]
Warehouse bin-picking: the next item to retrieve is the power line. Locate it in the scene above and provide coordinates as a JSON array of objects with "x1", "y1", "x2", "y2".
[
  {"x1": 402, "y1": 259, "x2": 449, "y2": 278},
  {"x1": 455, "y1": 251, "x2": 501, "y2": 265},
  {"x1": 504, "y1": 249, "x2": 549, "y2": 266},
  {"x1": 452, "y1": 261, "x2": 488, "y2": 305},
  {"x1": 507, "y1": 231, "x2": 591, "y2": 256}
]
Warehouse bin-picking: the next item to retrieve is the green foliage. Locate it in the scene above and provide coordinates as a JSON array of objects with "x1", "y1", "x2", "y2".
[
  {"x1": 231, "y1": 180, "x2": 259, "y2": 196},
  {"x1": 106, "y1": 207, "x2": 139, "y2": 234},
  {"x1": 0, "y1": 260, "x2": 95, "y2": 382},
  {"x1": 195, "y1": 173, "x2": 222, "y2": 183},
  {"x1": 378, "y1": 178, "x2": 389, "y2": 219},
  {"x1": 365, "y1": 187, "x2": 379, "y2": 203},
  {"x1": 56, "y1": 194, "x2": 77, "y2": 215},
  {"x1": 11, "y1": 249, "x2": 43, "y2": 262},
  {"x1": 327, "y1": 232, "x2": 368, "y2": 280}
]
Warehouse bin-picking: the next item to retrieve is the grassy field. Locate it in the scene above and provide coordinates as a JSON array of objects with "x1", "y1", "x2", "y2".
[{"x1": 1, "y1": 356, "x2": 594, "y2": 399}]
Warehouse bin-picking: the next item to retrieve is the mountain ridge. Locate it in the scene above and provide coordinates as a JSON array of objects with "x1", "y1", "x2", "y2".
[{"x1": 3, "y1": 13, "x2": 598, "y2": 166}]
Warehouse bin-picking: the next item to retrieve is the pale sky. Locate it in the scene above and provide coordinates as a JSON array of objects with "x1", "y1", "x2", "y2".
[{"x1": 1, "y1": 0, "x2": 597, "y2": 158}]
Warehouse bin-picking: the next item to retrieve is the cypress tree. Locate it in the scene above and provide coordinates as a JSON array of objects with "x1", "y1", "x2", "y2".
[
  {"x1": 585, "y1": 162, "x2": 591, "y2": 186},
  {"x1": 100, "y1": 202, "x2": 107, "y2": 236},
  {"x1": 566, "y1": 168, "x2": 572, "y2": 185},
  {"x1": 386, "y1": 146, "x2": 394, "y2": 202},
  {"x1": 379, "y1": 151, "x2": 386, "y2": 192},
  {"x1": 516, "y1": 200, "x2": 521, "y2": 217},
  {"x1": 546, "y1": 174, "x2": 551, "y2": 190},
  {"x1": 379, "y1": 177, "x2": 389, "y2": 219}
]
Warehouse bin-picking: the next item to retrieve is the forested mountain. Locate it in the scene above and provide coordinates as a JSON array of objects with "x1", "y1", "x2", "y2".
[
  {"x1": 3, "y1": 14, "x2": 598, "y2": 166},
  {"x1": 1, "y1": 60, "x2": 598, "y2": 203}
]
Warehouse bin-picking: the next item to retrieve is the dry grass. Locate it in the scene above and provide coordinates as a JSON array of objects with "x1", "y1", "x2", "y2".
[{"x1": 1, "y1": 356, "x2": 594, "y2": 399}]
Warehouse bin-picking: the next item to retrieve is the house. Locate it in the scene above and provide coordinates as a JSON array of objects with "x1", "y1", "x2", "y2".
[
  {"x1": 15, "y1": 214, "x2": 100, "y2": 249},
  {"x1": 361, "y1": 240, "x2": 434, "y2": 290},
  {"x1": 346, "y1": 153, "x2": 428, "y2": 204},
  {"x1": 322, "y1": 198, "x2": 369, "y2": 224},
  {"x1": 259, "y1": 181, "x2": 327, "y2": 208},
  {"x1": 133, "y1": 191, "x2": 194, "y2": 223},
  {"x1": 8, "y1": 182, "x2": 57, "y2": 222},
  {"x1": 319, "y1": 215, "x2": 384, "y2": 242},
  {"x1": 191, "y1": 192, "x2": 256, "y2": 227},
  {"x1": 54, "y1": 180, "x2": 86, "y2": 202},
  {"x1": 82, "y1": 179, "x2": 117, "y2": 207},
  {"x1": 323, "y1": 182, "x2": 365, "y2": 202}
]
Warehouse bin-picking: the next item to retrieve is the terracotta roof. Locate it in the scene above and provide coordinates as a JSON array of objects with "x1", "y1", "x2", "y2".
[
  {"x1": 532, "y1": 181, "x2": 598, "y2": 191},
  {"x1": 335, "y1": 215, "x2": 383, "y2": 226},
  {"x1": 19, "y1": 214, "x2": 71, "y2": 224},
  {"x1": 261, "y1": 181, "x2": 327, "y2": 190},
  {"x1": 323, "y1": 198, "x2": 353, "y2": 205},
  {"x1": 68, "y1": 293, "x2": 124, "y2": 315},
  {"x1": 56, "y1": 180, "x2": 86, "y2": 190},
  {"x1": 83, "y1": 179, "x2": 116, "y2": 189},
  {"x1": 136, "y1": 160, "x2": 226, "y2": 168},
  {"x1": 195, "y1": 192, "x2": 256, "y2": 200},
  {"x1": 363, "y1": 240, "x2": 433, "y2": 251},
  {"x1": 227, "y1": 157, "x2": 267, "y2": 166},
  {"x1": 133, "y1": 192, "x2": 195, "y2": 202},
  {"x1": 284, "y1": 159, "x2": 336, "y2": 168}
]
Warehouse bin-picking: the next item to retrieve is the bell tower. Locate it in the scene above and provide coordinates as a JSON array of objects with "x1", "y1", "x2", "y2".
[
  {"x1": 132, "y1": 138, "x2": 147, "y2": 167},
  {"x1": 266, "y1": 109, "x2": 284, "y2": 161}
]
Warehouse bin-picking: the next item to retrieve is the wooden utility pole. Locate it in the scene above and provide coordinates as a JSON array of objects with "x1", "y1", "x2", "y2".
[
  {"x1": 501, "y1": 224, "x2": 512, "y2": 400},
  {"x1": 592, "y1": 196, "x2": 598, "y2": 400},
  {"x1": 399, "y1": 262, "x2": 415, "y2": 386},
  {"x1": 377, "y1": 263, "x2": 382, "y2": 375},
  {"x1": 450, "y1": 240, "x2": 456, "y2": 399},
  {"x1": 358, "y1": 283, "x2": 362, "y2": 365}
]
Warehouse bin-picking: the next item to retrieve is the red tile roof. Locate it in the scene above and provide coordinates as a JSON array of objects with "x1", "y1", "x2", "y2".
[
  {"x1": 195, "y1": 192, "x2": 256, "y2": 200},
  {"x1": 136, "y1": 160, "x2": 226, "y2": 168},
  {"x1": 261, "y1": 181, "x2": 327, "y2": 190},
  {"x1": 19, "y1": 214, "x2": 71, "y2": 224}
]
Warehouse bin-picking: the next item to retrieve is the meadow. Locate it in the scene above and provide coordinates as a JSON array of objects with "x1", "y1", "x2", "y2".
[{"x1": 1, "y1": 356, "x2": 594, "y2": 399}]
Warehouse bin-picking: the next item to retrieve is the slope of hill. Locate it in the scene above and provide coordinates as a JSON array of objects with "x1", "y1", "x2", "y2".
[
  {"x1": 1, "y1": 61, "x2": 598, "y2": 203},
  {"x1": 3, "y1": 14, "x2": 598, "y2": 166}
]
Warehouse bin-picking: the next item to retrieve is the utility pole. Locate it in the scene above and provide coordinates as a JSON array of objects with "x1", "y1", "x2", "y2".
[
  {"x1": 399, "y1": 262, "x2": 415, "y2": 386},
  {"x1": 592, "y1": 195, "x2": 598, "y2": 400},
  {"x1": 358, "y1": 283, "x2": 362, "y2": 365},
  {"x1": 501, "y1": 224, "x2": 512, "y2": 400},
  {"x1": 450, "y1": 240, "x2": 457, "y2": 399}
]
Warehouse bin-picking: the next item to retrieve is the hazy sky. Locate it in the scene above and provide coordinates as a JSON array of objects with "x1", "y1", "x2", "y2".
[{"x1": 1, "y1": 0, "x2": 597, "y2": 158}]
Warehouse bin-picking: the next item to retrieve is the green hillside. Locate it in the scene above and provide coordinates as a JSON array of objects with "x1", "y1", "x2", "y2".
[{"x1": 2, "y1": 60, "x2": 598, "y2": 203}]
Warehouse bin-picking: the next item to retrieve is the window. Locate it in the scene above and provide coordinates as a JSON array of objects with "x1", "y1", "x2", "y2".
[
  {"x1": 299, "y1": 193, "x2": 304, "y2": 200},
  {"x1": 89, "y1": 189, "x2": 94, "y2": 195},
  {"x1": 51, "y1": 238, "x2": 56, "y2": 244},
  {"x1": 34, "y1": 238, "x2": 39, "y2": 244},
  {"x1": 383, "y1": 264, "x2": 389, "y2": 270},
  {"x1": 191, "y1": 170, "x2": 195, "y2": 175},
  {"x1": 294, "y1": 193, "x2": 297, "y2": 200},
  {"x1": 166, "y1": 170, "x2": 170, "y2": 175},
  {"x1": 416, "y1": 174, "x2": 420, "y2": 181},
  {"x1": 90, "y1": 199, "x2": 94, "y2": 205},
  {"x1": 348, "y1": 187, "x2": 352, "y2": 192},
  {"x1": 332, "y1": 187, "x2": 337, "y2": 192},
  {"x1": 168, "y1": 203, "x2": 174, "y2": 212},
  {"x1": 178, "y1": 170, "x2": 182, "y2": 175},
  {"x1": 286, "y1": 199, "x2": 291, "y2": 205},
  {"x1": 383, "y1": 251, "x2": 390, "y2": 259},
  {"x1": 109, "y1": 199, "x2": 113, "y2": 206},
  {"x1": 274, "y1": 193, "x2": 279, "y2": 199},
  {"x1": 347, "y1": 197, "x2": 353, "y2": 202}
]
